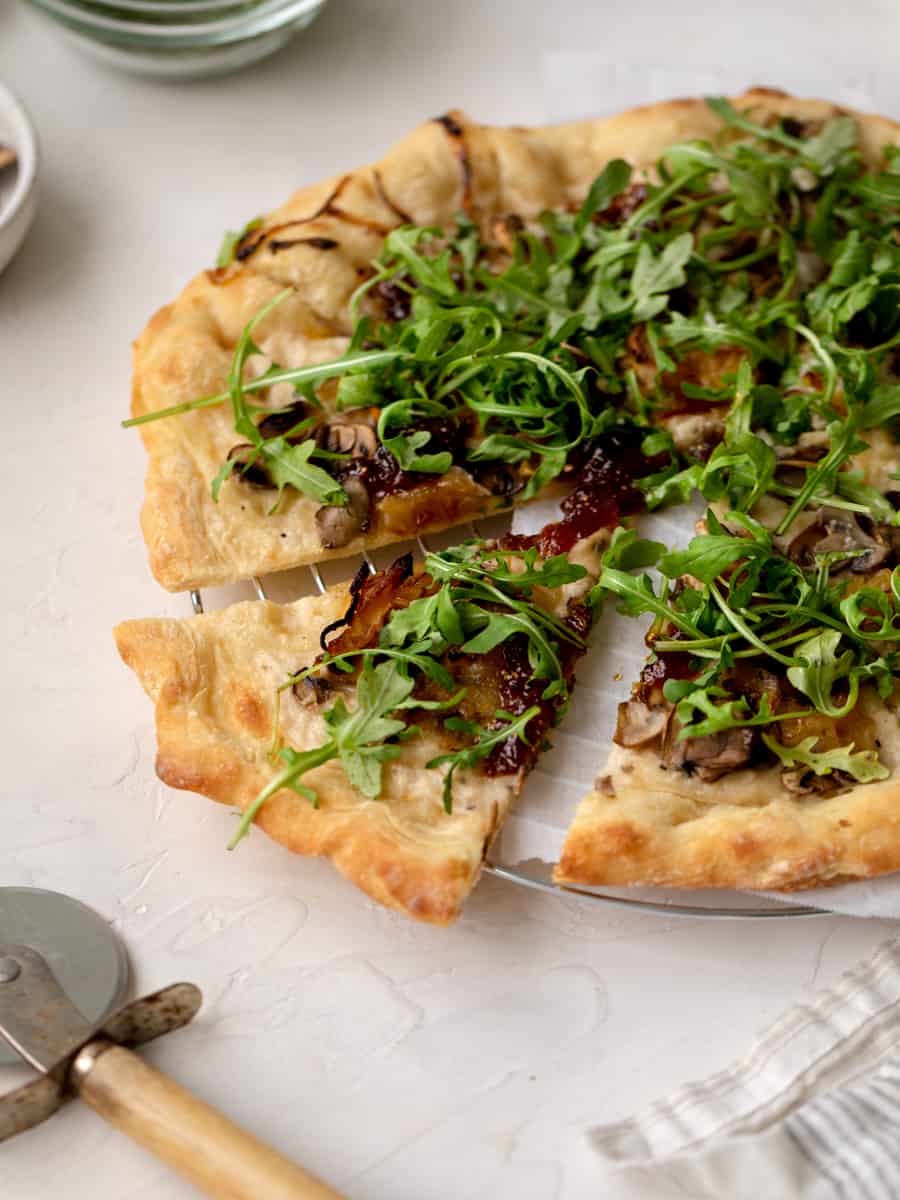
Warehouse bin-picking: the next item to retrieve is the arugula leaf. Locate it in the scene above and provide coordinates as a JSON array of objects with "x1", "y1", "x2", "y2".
[
  {"x1": 706, "y1": 96, "x2": 801, "y2": 151},
  {"x1": 671, "y1": 687, "x2": 751, "y2": 738},
  {"x1": 706, "y1": 97, "x2": 857, "y2": 176},
  {"x1": 724, "y1": 358, "x2": 755, "y2": 441},
  {"x1": 592, "y1": 566, "x2": 702, "y2": 639},
  {"x1": 324, "y1": 660, "x2": 416, "y2": 791},
  {"x1": 216, "y1": 216, "x2": 262, "y2": 267},
  {"x1": 427, "y1": 543, "x2": 586, "y2": 591},
  {"x1": 427, "y1": 707, "x2": 540, "y2": 813},
  {"x1": 762, "y1": 734, "x2": 889, "y2": 783},
  {"x1": 840, "y1": 582, "x2": 900, "y2": 640},
  {"x1": 380, "y1": 226, "x2": 458, "y2": 298},
  {"x1": 640, "y1": 462, "x2": 704, "y2": 510},
  {"x1": 601, "y1": 526, "x2": 665, "y2": 572},
  {"x1": 466, "y1": 434, "x2": 534, "y2": 464},
  {"x1": 574, "y1": 159, "x2": 632, "y2": 237},
  {"x1": 853, "y1": 173, "x2": 900, "y2": 206},
  {"x1": 663, "y1": 142, "x2": 770, "y2": 218},
  {"x1": 630, "y1": 233, "x2": 693, "y2": 320},
  {"x1": 379, "y1": 587, "x2": 464, "y2": 651},
  {"x1": 229, "y1": 741, "x2": 337, "y2": 848},
  {"x1": 382, "y1": 427, "x2": 453, "y2": 473},
  {"x1": 775, "y1": 416, "x2": 868, "y2": 535},
  {"x1": 835, "y1": 472, "x2": 899, "y2": 524},
  {"x1": 451, "y1": 600, "x2": 568, "y2": 694},
  {"x1": 229, "y1": 660, "x2": 418, "y2": 848},
  {"x1": 336, "y1": 372, "x2": 381, "y2": 410},
  {"x1": 659, "y1": 523, "x2": 769, "y2": 584},
  {"x1": 263, "y1": 438, "x2": 348, "y2": 508},
  {"x1": 211, "y1": 456, "x2": 238, "y2": 502},
  {"x1": 669, "y1": 689, "x2": 813, "y2": 739},
  {"x1": 664, "y1": 312, "x2": 773, "y2": 358},
  {"x1": 786, "y1": 630, "x2": 859, "y2": 718},
  {"x1": 802, "y1": 117, "x2": 859, "y2": 174},
  {"x1": 860, "y1": 384, "x2": 900, "y2": 428},
  {"x1": 700, "y1": 432, "x2": 776, "y2": 512}
]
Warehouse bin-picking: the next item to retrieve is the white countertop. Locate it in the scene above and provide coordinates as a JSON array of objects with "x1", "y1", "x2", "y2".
[{"x1": 3, "y1": 2, "x2": 900, "y2": 1196}]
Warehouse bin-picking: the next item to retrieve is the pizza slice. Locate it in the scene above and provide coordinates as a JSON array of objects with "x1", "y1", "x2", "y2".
[
  {"x1": 557, "y1": 506, "x2": 900, "y2": 892},
  {"x1": 115, "y1": 508, "x2": 616, "y2": 923},
  {"x1": 129, "y1": 90, "x2": 900, "y2": 591}
]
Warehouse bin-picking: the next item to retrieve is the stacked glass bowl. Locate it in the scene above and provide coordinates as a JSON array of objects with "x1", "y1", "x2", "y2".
[{"x1": 22, "y1": 0, "x2": 328, "y2": 77}]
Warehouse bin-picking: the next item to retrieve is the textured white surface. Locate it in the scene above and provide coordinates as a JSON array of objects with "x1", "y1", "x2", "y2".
[{"x1": 3, "y1": 3, "x2": 900, "y2": 1196}]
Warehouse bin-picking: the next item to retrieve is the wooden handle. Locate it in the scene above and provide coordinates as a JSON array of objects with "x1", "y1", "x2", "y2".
[{"x1": 71, "y1": 1042, "x2": 344, "y2": 1200}]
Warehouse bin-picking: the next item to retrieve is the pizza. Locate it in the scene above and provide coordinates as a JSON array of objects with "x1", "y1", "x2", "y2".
[
  {"x1": 129, "y1": 89, "x2": 898, "y2": 592},
  {"x1": 120, "y1": 87, "x2": 900, "y2": 912},
  {"x1": 115, "y1": 510, "x2": 613, "y2": 923}
]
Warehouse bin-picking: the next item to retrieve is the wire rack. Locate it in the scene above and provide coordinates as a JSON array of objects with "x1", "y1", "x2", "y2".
[{"x1": 187, "y1": 522, "x2": 824, "y2": 921}]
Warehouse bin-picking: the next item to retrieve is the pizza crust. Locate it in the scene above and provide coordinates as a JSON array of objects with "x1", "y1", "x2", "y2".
[
  {"x1": 134, "y1": 91, "x2": 900, "y2": 591},
  {"x1": 556, "y1": 692, "x2": 900, "y2": 891},
  {"x1": 114, "y1": 589, "x2": 519, "y2": 924}
]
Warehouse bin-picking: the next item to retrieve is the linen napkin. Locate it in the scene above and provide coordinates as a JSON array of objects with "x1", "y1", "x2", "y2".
[
  {"x1": 572, "y1": 936, "x2": 900, "y2": 1200},
  {"x1": 489, "y1": 61, "x2": 900, "y2": 918}
]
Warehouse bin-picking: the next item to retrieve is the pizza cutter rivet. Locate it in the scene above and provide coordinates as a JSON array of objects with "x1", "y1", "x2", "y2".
[{"x1": 0, "y1": 957, "x2": 21, "y2": 983}]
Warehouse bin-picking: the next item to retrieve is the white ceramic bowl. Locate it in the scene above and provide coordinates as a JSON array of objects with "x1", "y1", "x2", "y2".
[{"x1": 0, "y1": 85, "x2": 39, "y2": 276}]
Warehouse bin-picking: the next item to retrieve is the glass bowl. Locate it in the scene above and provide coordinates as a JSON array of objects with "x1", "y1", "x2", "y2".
[{"x1": 22, "y1": 0, "x2": 328, "y2": 78}]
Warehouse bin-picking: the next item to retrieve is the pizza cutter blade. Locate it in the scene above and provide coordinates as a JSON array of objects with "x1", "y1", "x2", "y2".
[
  {"x1": 0, "y1": 887, "x2": 129, "y2": 1068},
  {"x1": 0, "y1": 887, "x2": 343, "y2": 1200}
]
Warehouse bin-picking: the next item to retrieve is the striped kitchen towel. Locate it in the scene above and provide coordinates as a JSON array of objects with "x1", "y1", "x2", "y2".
[{"x1": 579, "y1": 938, "x2": 900, "y2": 1200}]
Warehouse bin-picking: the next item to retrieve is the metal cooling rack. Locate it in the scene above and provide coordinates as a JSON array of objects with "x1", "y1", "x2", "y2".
[{"x1": 187, "y1": 523, "x2": 823, "y2": 921}]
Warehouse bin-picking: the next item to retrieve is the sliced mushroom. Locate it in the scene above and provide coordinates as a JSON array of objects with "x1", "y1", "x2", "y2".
[
  {"x1": 614, "y1": 699, "x2": 669, "y2": 750},
  {"x1": 292, "y1": 672, "x2": 334, "y2": 707},
  {"x1": 790, "y1": 166, "x2": 819, "y2": 193},
  {"x1": 795, "y1": 249, "x2": 828, "y2": 290},
  {"x1": 782, "y1": 507, "x2": 889, "y2": 574},
  {"x1": 774, "y1": 430, "x2": 830, "y2": 462},
  {"x1": 470, "y1": 462, "x2": 524, "y2": 498},
  {"x1": 315, "y1": 477, "x2": 370, "y2": 549},
  {"x1": 662, "y1": 718, "x2": 755, "y2": 782},
  {"x1": 780, "y1": 767, "x2": 850, "y2": 796},
  {"x1": 376, "y1": 278, "x2": 412, "y2": 322},
  {"x1": 321, "y1": 420, "x2": 378, "y2": 458},
  {"x1": 227, "y1": 443, "x2": 273, "y2": 488},
  {"x1": 256, "y1": 401, "x2": 312, "y2": 441},
  {"x1": 664, "y1": 413, "x2": 725, "y2": 460}
]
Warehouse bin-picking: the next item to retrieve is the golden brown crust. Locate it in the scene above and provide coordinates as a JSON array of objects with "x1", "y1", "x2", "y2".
[
  {"x1": 134, "y1": 92, "x2": 900, "y2": 591},
  {"x1": 114, "y1": 588, "x2": 519, "y2": 924},
  {"x1": 556, "y1": 696, "x2": 900, "y2": 892}
]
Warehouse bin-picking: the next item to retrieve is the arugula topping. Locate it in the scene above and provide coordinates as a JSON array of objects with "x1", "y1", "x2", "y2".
[
  {"x1": 762, "y1": 734, "x2": 889, "y2": 783},
  {"x1": 593, "y1": 511, "x2": 900, "y2": 774},
  {"x1": 230, "y1": 660, "x2": 426, "y2": 848},
  {"x1": 128, "y1": 96, "x2": 900, "y2": 523},
  {"x1": 427, "y1": 708, "x2": 542, "y2": 814},
  {"x1": 231, "y1": 541, "x2": 589, "y2": 843},
  {"x1": 210, "y1": 292, "x2": 349, "y2": 509}
]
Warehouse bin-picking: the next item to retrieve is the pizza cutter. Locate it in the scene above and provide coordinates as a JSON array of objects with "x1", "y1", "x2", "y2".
[{"x1": 0, "y1": 887, "x2": 343, "y2": 1200}]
